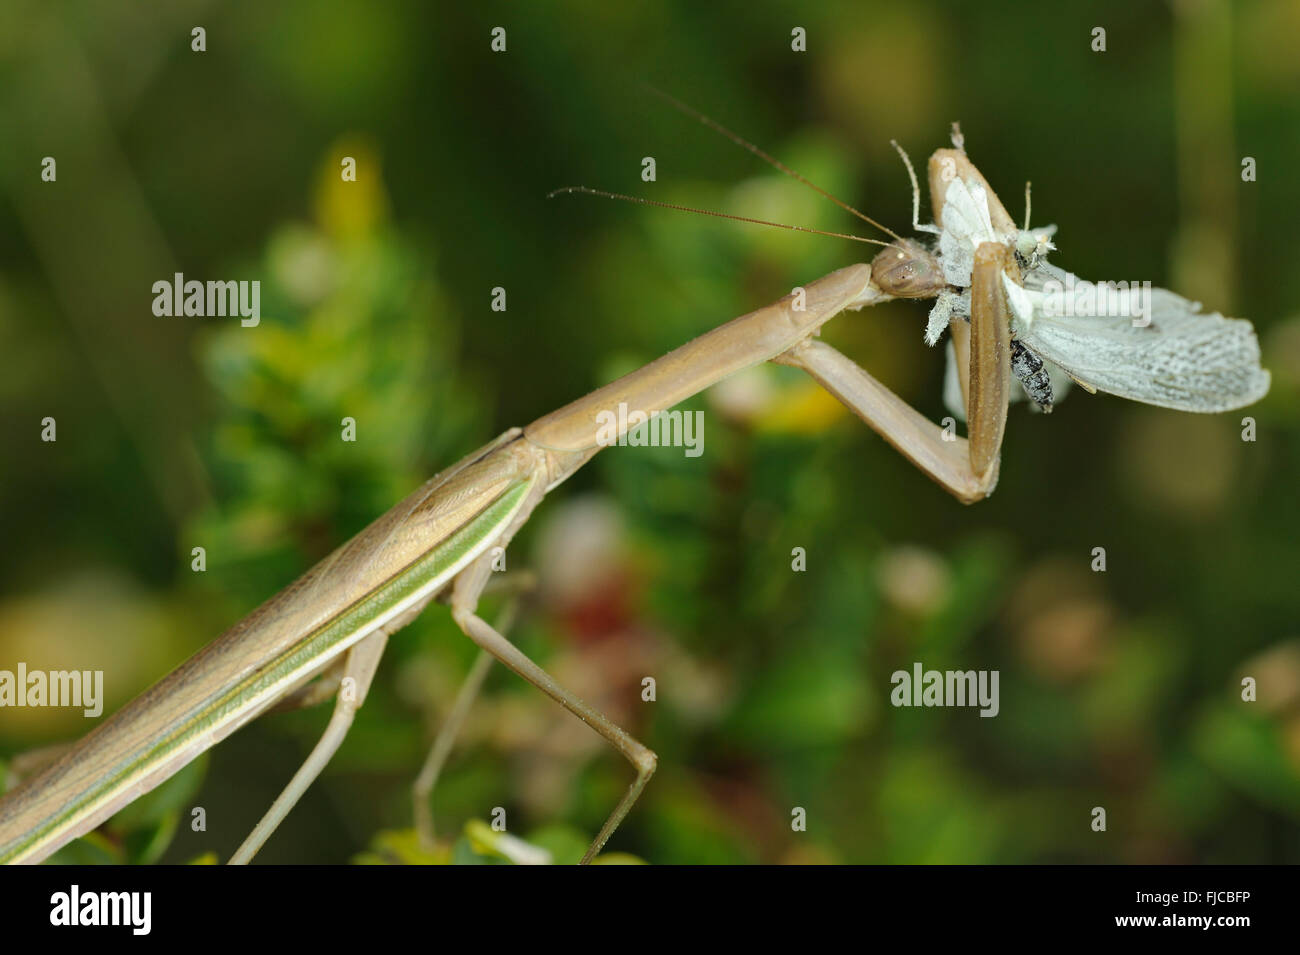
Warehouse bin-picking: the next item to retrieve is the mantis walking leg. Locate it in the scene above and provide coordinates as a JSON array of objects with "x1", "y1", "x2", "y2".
[
  {"x1": 413, "y1": 572, "x2": 535, "y2": 850},
  {"x1": 413, "y1": 649, "x2": 493, "y2": 851},
  {"x1": 228, "y1": 628, "x2": 390, "y2": 864},
  {"x1": 267, "y1": 658, "x2": 348, "y2": 715},
  {"x1": 448, "y1": 496, "x2": 656, "y2": 865}
]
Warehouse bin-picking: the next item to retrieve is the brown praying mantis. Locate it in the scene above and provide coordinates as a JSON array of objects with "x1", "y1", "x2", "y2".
[{"x1": 0, "y1": 105, "x2": 1269, "y2": 865}]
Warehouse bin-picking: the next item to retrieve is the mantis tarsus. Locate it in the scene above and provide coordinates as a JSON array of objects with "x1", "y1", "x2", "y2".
[{"x1": 0, "y1": 107, "x2": 1268, "y2": 865}]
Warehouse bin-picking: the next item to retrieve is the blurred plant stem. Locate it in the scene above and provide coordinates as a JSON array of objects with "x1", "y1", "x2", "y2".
[
  {"x1": 0, "y1": 3, "x2": 216, "y2": 525},
  {"x1": 1171, "y1": 0, "x2": 1238, "y2": 310}
]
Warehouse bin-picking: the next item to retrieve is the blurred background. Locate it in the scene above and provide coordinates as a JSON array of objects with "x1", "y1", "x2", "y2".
[{"x1": 1, "y1": 0, "x2": 1298, "y2": 864}]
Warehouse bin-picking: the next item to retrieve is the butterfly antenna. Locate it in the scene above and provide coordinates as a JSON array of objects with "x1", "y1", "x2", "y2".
[{"x1": 890, "y1": 139, "x2": 941, "y2": 235}]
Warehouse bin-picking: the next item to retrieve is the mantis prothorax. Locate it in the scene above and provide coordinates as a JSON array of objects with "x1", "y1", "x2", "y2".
[{"x1": 6, "y1": 110, "x2": 1229, "y2": 865}]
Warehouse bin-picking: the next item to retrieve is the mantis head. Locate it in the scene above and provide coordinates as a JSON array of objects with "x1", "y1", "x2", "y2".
[{"x1": 871, "y1": 238, "x2": 948, "y2": 299}]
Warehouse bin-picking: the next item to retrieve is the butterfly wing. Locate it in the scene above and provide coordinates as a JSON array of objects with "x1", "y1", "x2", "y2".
[
  {"x1": 937, "y1": 177, "x2": 1002, "y2": 287},
  {"x1": 1012, "y1": 264, "x2": 1270, "y2": 412}
]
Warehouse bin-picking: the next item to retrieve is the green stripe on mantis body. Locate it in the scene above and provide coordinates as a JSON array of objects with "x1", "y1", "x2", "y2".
[{"x1": 1, "y1": 475, "x2": 535, "y2": 864}]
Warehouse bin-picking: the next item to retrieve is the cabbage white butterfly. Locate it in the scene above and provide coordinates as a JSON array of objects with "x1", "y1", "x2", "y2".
[{"x1": 914, "y1": 135, "x2": 1270, "y2": 415}]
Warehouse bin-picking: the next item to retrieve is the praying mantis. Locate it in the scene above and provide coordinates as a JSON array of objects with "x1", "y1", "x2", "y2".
[{"x1": 0, "y1": 105, "x2": 1269, "y2": 865}]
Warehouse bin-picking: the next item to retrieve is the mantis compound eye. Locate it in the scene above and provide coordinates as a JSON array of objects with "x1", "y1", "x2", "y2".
[{"x1": 870, "y1": 239, "x2": 948, "y2": 299}]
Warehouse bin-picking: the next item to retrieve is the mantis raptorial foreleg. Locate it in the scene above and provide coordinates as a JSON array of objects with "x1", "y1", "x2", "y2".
[
  {"x1": 773, "y1": 242, "x2": 1011, "y2": 503},
  {"x1": 229, "y1": 628, "x2": 390, "y2": 864},
  {"x1": 965, "y1": 242, "x2": 1013, "y2": 481},
  {"x1": 775, "y1": 339, "x2": 990, "y2": 502}
]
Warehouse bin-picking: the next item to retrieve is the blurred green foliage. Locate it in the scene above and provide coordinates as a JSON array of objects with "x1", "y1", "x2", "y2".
[{"x1": 1, "y1": 0, "x2": 1299, "y2": 863}]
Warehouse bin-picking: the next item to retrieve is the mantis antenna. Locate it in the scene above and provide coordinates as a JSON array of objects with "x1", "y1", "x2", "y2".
[
  {"x1": 642, "y1": 85, "x2": 905, "y2": 243},
  {"x1": 546, "y1": 186, "x2": 897, "y2": 248}
]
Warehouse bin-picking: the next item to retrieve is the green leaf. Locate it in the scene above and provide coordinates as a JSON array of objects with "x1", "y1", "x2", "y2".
[
  {"x1": 1193, "y1": 705, "x2": 1300, "y2": 816},
  {"x1": 523, "y1": 824, "x2": 590, "y2": 865},
  {"x1": 122, "y1": 812, "x2": 179, "y2": 865},
  {"x1": 351, "y1": 827, "x2": 449, "y2": 865}
]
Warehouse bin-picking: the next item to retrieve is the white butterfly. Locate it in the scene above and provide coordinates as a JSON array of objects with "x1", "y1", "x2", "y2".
[
  {"x1": 926, "y1": 172, "x2": 1269, "y2": 415},
  {"x1": 1007, "y1": 262, "x2": 1270, "y2": 413}
]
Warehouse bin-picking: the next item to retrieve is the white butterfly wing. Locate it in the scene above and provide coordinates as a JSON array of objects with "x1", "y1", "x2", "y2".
[
  {"x1": 942, "y1": 338, "x2": 966, "y2": 420},
  {"x1": 938, "y1": 177, "x2": 1001, "y2": 287},
  {"x1": 1015, "y1": 264, "x2": 1270, "y2": 412}
]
